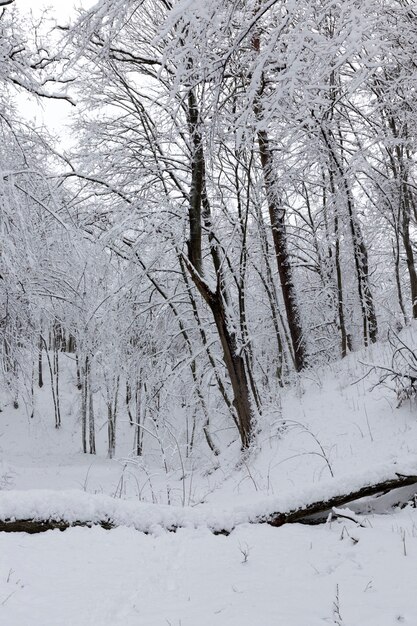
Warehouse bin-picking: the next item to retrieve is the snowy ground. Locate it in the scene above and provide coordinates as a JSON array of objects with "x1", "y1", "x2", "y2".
[
  {"x1": 1, "y1": 326, "x2": 417, "y2": 624},
  {"x1": 2, "y1": 511, "x2": 417, "y2": 626}
]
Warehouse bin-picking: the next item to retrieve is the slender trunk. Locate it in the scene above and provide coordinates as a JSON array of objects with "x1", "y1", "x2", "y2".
[
  {"x1": 135, "y1": 380, "x2": 143, "y2": 457},
  {"x1": 107, "y1": 376, "x2": 119, "y2": 459},
  {"x1": 255, "y1": 205, "x2": 289, "y2": 383},
  {"x1": 54, "y1": 346, "x2": 61, "y2": 428},
  {"x1": 393, "y1": 235, "x2": 408, "y2": 326},
  {"x1": 76, "y1": 353, "x2": 82, "y2": 390},
  {"x1": 107, "y1": 403, "x2": 115, "y2": 459},
  {"x1": 135, "y1": 379, "x2": 146, "y2": 456},
  {"x1": 187, "y1": 408, "x2": 197, "y2": 458},
  {"x1": 30, "y1": 362, "x2": 35, "y2": 419},
  {"x1": 38, "y1": 334, "x2": 43, "y2": 388},
  {"x1": 320, "y1": 125, "x2": 378, "y2": 345},
  {"x1": 88, "y1": 385, "x2": 96, "y2": 455},
  {"x1": 126, "y1": 381, "x2": 134, "y2": 426},
  {"x1": 334, "y1": 215, "x2": 348, "y2": 358},
  {"x1": 81, "y1": 357, "x2": 88, "y2": 454},
  {"x1": 41, "y1": 335, "x2": 60, "y2": 429},
  {"x1": 328, "y1": 168, "x2": 348, "y2": 358}
]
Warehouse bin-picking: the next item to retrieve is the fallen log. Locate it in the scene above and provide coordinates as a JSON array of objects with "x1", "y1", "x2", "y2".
[
  {"x1": 0, "y1": 519, "x2": 115, "y2": 534},
  {"x1": 263, "y1": 473, "x2": 417, "y2": 527},
  {"x1": 1, "y1": 473, "x2": 417, "y2": 535}
]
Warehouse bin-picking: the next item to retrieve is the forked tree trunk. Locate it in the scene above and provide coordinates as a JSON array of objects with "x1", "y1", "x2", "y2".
[
  {"x1": 186, "y1": 88, "x2": 254, "y2": 448},
  {"x1": 136, "y1": 249, "x2": 223, "y2": 455},
  {"x1": 210, "y1": 297, "x2": 253, "y2": 448}
]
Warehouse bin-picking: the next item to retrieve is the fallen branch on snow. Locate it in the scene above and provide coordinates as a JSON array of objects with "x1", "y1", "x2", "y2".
[
  {"x1": 1, "y1": 472, "x2": 417, "y2": 535},
  {"x1": 0, "y1": 518, "x2": 115, "y2": 534},
  {"x1": 263, "y1": 473, "x2": 417, "y2": 527}
]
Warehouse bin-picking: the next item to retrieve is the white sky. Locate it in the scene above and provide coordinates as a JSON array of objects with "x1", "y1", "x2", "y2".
[{"x1": 17, "y1": 0, "x2": 95, "y2": 21}]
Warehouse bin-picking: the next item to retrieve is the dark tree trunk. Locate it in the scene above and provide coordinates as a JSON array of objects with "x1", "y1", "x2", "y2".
[
  {"x1": 185, "y1": 88, "x2": 255, "y2": 448},
  {"x1": 328, "y1": 168, "x2": 348, "y2": 358},
  {"x1": 256, "y1": 128, "x2": 306, "y2": 372},
  {"x1": 53, "y1": 345, "x2": 61, "y2": 428},
  {"x1": 401, "y1": 181, "x2": 417, "y2": 319},
  {"x1": 81, "y1": 356, "x2": 96, "y2": 455},
  {"x1": 107, "y1": 376, "x2": 119, "y2": 459},
  {"x1": 135, "y1": 380, "x2": 143, "y2": 457},
  {"x1": 252, "y1": 30, "x2": 306, "y2": 372},
  {"x1": 210, "y1": 297, "x2": 253, "y2": 449},
  {"x1": 81, "y1": 357, "x2": 88, "y2": 454},
  {"x1": 89, "y1": 387, "x2": 96, "y2": 455},
  {"x1": 38, "y1": 334, "x2": 43, "y2": 388},
  {"x1": 393, "y1": 237, "x2": 408, "y2": 326}
]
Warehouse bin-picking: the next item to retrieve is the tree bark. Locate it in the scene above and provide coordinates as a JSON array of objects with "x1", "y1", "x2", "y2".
[
  {"x1": 256, "y1": 126, "x2": 306, "y2": 371},
  {"x1": 252, "y1": 32, "x2": 306, "y2": 372},
  {"x1": 185, "y1": 88, "x2": 254, "y2": 448},
  {"x1": 401, "y1": 180, "x2": 417, "y2": 319}
]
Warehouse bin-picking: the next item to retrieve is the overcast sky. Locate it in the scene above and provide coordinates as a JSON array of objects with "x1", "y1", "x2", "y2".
[{"x1": 17, "y1": 0, "x2": 95, "y2": 20}]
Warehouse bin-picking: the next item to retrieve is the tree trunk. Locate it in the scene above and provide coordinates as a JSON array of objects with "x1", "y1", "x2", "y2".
[
  {"x1": 328, "y1": 168, "x2": 348, "y2": 358},
  {"x1": 252, "y1": 29, "x2": 306, "y2": 372},
  {"x1": 320, "y1": 124, "x2": 378, "y2": 345},
  {"x1": 81, "y1": 361, "x2": 87, "y2": 454},
  {"x1": 401, "y1": 181, "x2": 417, "y2": 319},
  {"x1": 89, "y1": 387, "x2": 96, "y2": 455},
  {"x1": 185, "y1": 87, "x2": 255, "y2": 448},
  {"x1": 38, "y1": 334, "x2": 43, "y2": 388},
  {"x1": 256, "y1": 127, "x2": 307, "y2": 372}
]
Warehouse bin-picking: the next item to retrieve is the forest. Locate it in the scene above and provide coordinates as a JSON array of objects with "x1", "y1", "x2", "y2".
[{"x1": 1, "y1": 0, "x2": 417, "y2": 624}]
